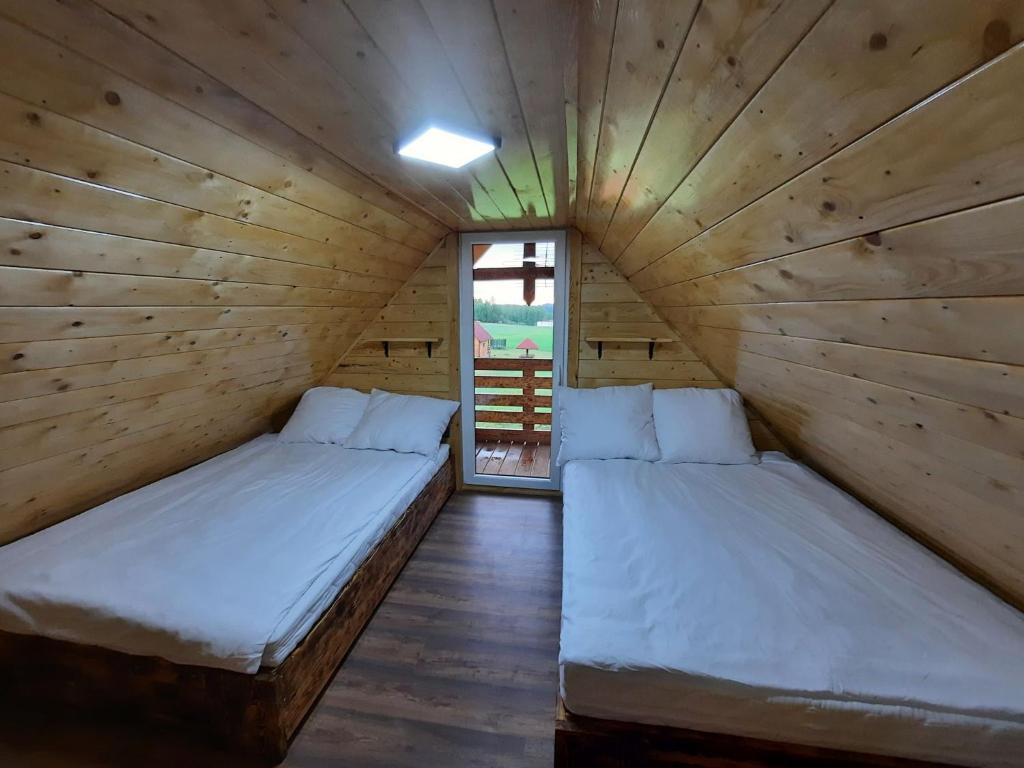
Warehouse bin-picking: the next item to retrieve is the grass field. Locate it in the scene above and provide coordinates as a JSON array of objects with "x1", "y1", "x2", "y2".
[{"x1": 480, "y1": 322, "x2": 552, "y2": 358}]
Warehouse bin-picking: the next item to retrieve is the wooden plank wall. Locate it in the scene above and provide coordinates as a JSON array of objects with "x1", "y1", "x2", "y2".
[
  {"x1": 324, "y1": 235, "x2": 462, "y2": 478},
  {"x1": 575, "y1": 1, "x2": 1024, "y2": 606},
  {"x1": 0, "y1": 5, "x2": 445, "y2": 543},
  {"x1": 568, "y1": 233, "x2": 784, "y2": 453}
]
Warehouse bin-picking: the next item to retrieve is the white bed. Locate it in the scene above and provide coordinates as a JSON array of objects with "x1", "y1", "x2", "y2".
[
  {"x1": 0, "y1": 434, "x2": 448, "y2": 674},
  {"x1": 560, "y1": 453, "x2": 1024, "y2": 768}
]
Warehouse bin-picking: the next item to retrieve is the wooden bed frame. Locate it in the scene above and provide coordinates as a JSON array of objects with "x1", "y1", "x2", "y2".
[
  {"x1": 0, "y1": 457, "x2": 455, "y2": 762},
  {"x1": 554, "y1": 697, "x2": 962, "y2": 768}
]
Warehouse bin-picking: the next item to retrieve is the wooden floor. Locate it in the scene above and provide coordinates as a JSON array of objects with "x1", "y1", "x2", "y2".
[
  {"x1": 0, "y1": 492, "x2": 563, "y2": 768},
  {"x1": 476, "y1": 441, "x2": 552, "y2": 478}
]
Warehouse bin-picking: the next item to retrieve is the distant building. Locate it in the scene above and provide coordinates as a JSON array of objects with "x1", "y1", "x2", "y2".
[
  {"x1": 536, "y1": 320, "x2": 553, "y2": 327},
  {"x1": 473, "y1": 321, "x2": 493, "y2": 358}
]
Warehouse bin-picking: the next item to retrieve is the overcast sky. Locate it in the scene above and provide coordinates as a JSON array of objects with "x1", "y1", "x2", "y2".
[{"x1": 474, "y1": 243, "x2": 555, "y2": 305}]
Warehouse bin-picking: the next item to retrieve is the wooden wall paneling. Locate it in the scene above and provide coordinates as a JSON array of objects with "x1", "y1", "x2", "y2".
[
  {"x1": 640, "y1": 17, "x2": 1024, "y2": 606},
  {"x1": 0, "y1": 321, "x2": 337, "y2": 376},
  {"x1": 0, "y1": 335, "x2": 339, "y2": 403},
  {"x1": 633, "y1": 40, "x2": 1024, "y2": 291},
  {"x1": 1, "y1": 378, "x2": 308, "y2": 542},
  {"x1": 491, "y1": 0, "x2": 577, "y2": 227},
  {"x1": 0, "y1": 4, "x2": 445, "y2": 246},
  {"x1": 0, "y1": 162, "x2": 409, "y2": 290},
  {"x1": 673, "y1": 317, "x2": 1024, "y2": 606},
  {"x1": 568, "y1": 233, "x2": 781, "y2": 451},
  {"x1": 563, "y1": 0, "x2": 580, "y2": 221},
  {"x1": 738, "y1": 389, "x2": 1024, "y2": 606},
  {"x1": 668, "y1": 297, "x2": 1024, "y2": 366},
  {"x1": 0, "y1": 356, "x2": 319, "y2": 432},
  {"x1": 618, "y1": 0, "x2": 1024, "y2": 278},
  {"x1": 0, "y1": 219, "x2": 399, "y2": 295},
  {"x1": 1, "y1": 267, "x2": 390, "y2": 310},
  {"x1": 687, "y1": 326, "x2": 1024, "y2": 423},
  {"x1": 91, "y1": 0, "x2": 476, "y2": 228},
  {"x1": 0, "y1": 354, "x2": 339, "y2": 473},
  {"x1": 600, "y1": 0, "x2": 830, "y2": 261},
  {"x1": 646, "y1": 194, "x2": 1024, "y2": 308},
  {"x1": 0, "y1": 94, "x2": 423, "y2": 273},
  {"x1": 0, "y1": 3, "x2": 447, "y2": 544},
  {"x1": 580, "y1": 0, "x2": 699, "y2": 242},
  {"x1": 416, "y1": 0, "x2": 551, "y2": 226},
  {"x1": 0, "y1": 305, "x2": 372, "y2": 345},
  {"x1": 575, "y1": 0, "x2": 619, "y2": 224},
  {"x1": 325, "y1": 239, "x2": 457, "y2": 397},
  {"x1": 706, "y1": 348, "x2": 1024, "y2": 494}
]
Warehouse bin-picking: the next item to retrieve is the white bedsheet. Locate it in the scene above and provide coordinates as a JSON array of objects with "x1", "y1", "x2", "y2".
[
  {"x1": 0, "y1": 435, "x2": 448, "y2": 673},
  {"x1": 560, "y1": 453, "x2": 1024, "y2": 767}
]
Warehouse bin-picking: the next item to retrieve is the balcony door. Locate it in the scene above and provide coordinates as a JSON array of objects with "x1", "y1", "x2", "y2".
[{"x1": 458, "y1": 231, "x2": 568, "y2": 490}]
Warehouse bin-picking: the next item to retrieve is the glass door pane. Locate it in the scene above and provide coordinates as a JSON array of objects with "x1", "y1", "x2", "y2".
[{"x1": 459, "y1": 231, "x2": 567, "y2": 490}]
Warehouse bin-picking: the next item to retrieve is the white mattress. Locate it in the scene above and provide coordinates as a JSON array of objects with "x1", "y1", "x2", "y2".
[
  {"x1": 0, "y1": 435, "x2": 448, "y2": 673},
  {"x1": 560, "y1": 453, "x2": 1024, "y2": 768}
]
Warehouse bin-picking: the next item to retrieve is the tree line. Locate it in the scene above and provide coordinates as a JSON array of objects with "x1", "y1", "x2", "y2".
[{"x1": 474, "y1": 299, "x2": 554, "y2": 325}]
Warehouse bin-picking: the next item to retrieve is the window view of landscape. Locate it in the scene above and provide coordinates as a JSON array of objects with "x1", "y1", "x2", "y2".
[{"x1": 472, "y1": 242, "x2": 555, "y2": 479}]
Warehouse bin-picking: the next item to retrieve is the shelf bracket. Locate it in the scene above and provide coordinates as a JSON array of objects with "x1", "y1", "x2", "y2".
[
  {"x1": 596, "y1": 340, "x2": 604, "y2": 360},
  {"x1": 648, "y1": 341, "x2": 655, "y2": 360},
  {"x1": 426, "y1": 341, "x2": 433, "y2": 358},
  {"x1": 382, "y1": 340, "x2": 390, "y2": 358}
]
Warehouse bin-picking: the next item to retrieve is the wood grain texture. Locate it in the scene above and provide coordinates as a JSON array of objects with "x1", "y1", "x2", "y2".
[
  {"x1": 613, "y1": 0, "x2": 1024, "y2": 277},
  {"x1": 80, "y1": 0, "x2": 574, "y2": 231},
  {"x1": 600, "y1": 6, "x2": 1024, "y2": 606},
  {"x1": 0, "y1": 3, "x2": 444, "y2": 542},
  {"x1": 570, "y1": 234, "x2": 783, "y2": 452}
]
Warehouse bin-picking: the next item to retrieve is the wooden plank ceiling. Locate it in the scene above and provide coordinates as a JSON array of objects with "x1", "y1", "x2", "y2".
[
  {"x1": 1, "y1": 0, "x2": 1023, "y2": 607},
  {"x1": 90, "y1": 0, "x2": 578, "y2": 231},
  {"x1": 573, "y1": 0, "x2": 1024, "y2": 607},
  {"x1": 0, "y1": 0, "x2": 445, "y2": 541}
]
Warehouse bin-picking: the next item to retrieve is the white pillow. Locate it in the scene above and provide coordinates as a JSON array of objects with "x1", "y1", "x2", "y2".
[
  {"x1": 278, "y1": 387, "x2": 369, "y2": 444},
  {"x1": 556, "y1": 384, "x2": 660, "y2": 466},
  {"x1": 653, "y1": 388, "x2": 757, "y2": 464},
  {"x1": 344, "y1": 389, "x2": 459, "y2": 456}
]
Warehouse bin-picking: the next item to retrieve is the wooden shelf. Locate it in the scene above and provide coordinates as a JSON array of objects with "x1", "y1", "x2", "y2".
[
  {"x1": 584, "y1": 335, "x2": 676, "y2": 360},
  {"x1": 363, "y1": 337, "x2": 443, "y2": 358}
]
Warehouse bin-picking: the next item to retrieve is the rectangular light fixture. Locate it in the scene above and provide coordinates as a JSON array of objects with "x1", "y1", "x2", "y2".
[{"x1": 396, "y1": 127, "x2": 499, "y2": 169}]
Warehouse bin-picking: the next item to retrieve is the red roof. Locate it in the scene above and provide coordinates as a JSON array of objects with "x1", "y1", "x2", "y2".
[
  {"x1": 473, "y1": 321, "x2": 493, "y2": 342},
  {"x1": 516, "y1": 337, "x2": 539, "y2": 350}
]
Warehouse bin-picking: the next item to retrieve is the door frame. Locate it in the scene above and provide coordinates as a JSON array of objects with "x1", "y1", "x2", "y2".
[{"x1": 458, "y1": 229, "x2": 569, "y2": 490}]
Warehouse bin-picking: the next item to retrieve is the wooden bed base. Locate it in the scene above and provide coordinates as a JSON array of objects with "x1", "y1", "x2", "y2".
[
  {"x1": 554, "y1": 697, "x2": 961, "y2": 768},
  {"x1": 0, "y1": 458, "x2": 455, "y2": 763}
]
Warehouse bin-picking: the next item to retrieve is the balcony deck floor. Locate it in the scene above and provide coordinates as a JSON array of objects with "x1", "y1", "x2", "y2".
[{"x1": 475, "y1": 440, "x2": 551, "y2": 478}]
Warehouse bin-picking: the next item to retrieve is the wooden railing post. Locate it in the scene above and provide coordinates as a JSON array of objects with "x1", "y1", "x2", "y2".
[{"x1": 473, "y1": 358, "x2": 553, "y2": 445}]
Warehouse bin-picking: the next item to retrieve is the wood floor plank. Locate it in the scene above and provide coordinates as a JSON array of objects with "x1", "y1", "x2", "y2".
[
  {"x1": 483, "y1": 443, "x2": 510, "y2": 475},
  {"x1": 498, "y1": 443, "x2": 525, "y2": 476},
  {"x1": 531, "y1": 445, "x2": 552, "y2": 478}
]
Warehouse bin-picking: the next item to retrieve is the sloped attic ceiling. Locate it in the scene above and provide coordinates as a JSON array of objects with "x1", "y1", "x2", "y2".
[
  {"x1": 98, "y1": 0, "x2": 579, "y2": 231},
  {"x1": 0, "y1": 1, "x2": 448, "y2": 541},
  {"x1": 1, "y1": 0, "x2": 1022, "y2": 604},
  {"x1": 146, "y1": 0, "x2": 1021, "y2": 604},
  {"x1": 572, "y1": 1, "x2": 1024, "y2": 607}
]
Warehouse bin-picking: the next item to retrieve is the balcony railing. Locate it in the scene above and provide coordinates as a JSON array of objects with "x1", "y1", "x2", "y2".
[{"x1": 474, "y1": 357, "x2": 552, "y2": 444}]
